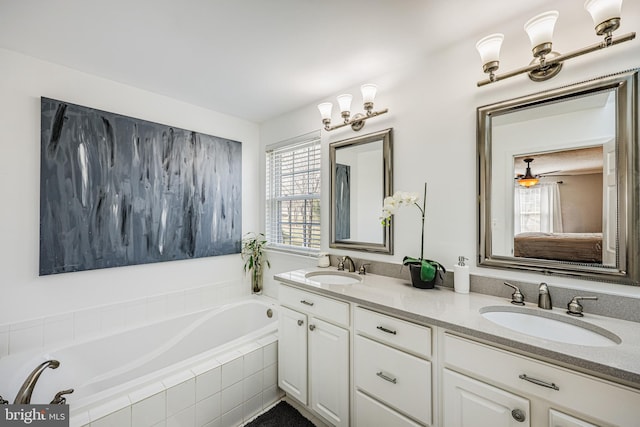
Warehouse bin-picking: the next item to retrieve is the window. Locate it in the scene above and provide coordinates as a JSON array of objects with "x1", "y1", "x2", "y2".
[
  {"x1": 514, "y1": 183, "x2": 563, "y2": 234},
  {"x1": 266, "y1": 132, "x2": 321, "y2": 253}
]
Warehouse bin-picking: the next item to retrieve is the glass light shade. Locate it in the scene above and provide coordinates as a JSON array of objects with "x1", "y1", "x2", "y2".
[
  {"x1": 518, "y1": 177, "x2": 540, "y2": 188},
  {"x1": 476, "y1": 33, "x2": 504, "y2": 65},
  {"x1": 361, "y1": 84, "x2": 377, "y2": 104},
  {"x1": 337, "y1": 94, "x2": 353, "y2": 113},
  {"x1": 524, "y1": 11, "x2": 559, "y2": 48},
  {"x1": 317, "y1": 102, "x2": 333, "y2": 120},
  {"x1": 585, "y1": 0, "x2": 622, "y2": 26}
]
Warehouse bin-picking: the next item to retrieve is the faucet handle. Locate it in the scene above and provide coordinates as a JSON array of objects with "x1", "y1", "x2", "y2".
[
  {"x1": 358, "y1": 263, "x2": 370, "y2": 275},
  {"x1": 337, "y1": 257, "x2": 345, "y2": 271},
  {"x1": 50, "y1": 389, "x2": 74, "y2": 405},
  {"x1": 567, "y1": 296, "x2": 598, "y2": 317},
  {"x1": 504, "y1": 282, "x2": 525, "y2": 306}
]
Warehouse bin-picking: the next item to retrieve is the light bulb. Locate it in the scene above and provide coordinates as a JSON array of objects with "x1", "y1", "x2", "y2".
[
  {"x1": 476, "y1": 33, "x2": 504, "y2": 71},
  {"x1": 524, "y1": 10, "x2": 559, "y2": 56},
  {"x1": 317, "y1": 102, "x2": 332, "y2": 121},
  {"x1": 361, "y1": 84, "x2": 377, "y2": 104},
  {"x1": 337, "y1": 94, "x2": 352, "y2": 114},
  {"x1": 585, "y1": 0, "x2": 623, "y2": 35}
]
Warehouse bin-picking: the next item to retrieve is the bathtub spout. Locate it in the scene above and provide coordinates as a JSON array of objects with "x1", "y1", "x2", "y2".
[{"x1": 13, "y1": 360, "x2": 60, "y2": 404}]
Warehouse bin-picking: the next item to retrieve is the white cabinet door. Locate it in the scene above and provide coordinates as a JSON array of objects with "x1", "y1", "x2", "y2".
[
  {"x1": 278, "y1": 306, "x2": 308, "y2": 404},
  {"x1": 443, "y1": 369, "x2": 530, "y2": 427},
  {"x1": 309, "y1": 316, "x2": 349, "y2": 427},
  {"x1": 549, "y1": 409, "x2": 599, "y2": 427}
]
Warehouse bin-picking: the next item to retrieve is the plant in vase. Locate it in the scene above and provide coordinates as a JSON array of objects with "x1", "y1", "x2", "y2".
[
  {"x1": 380, "y1": 183, "x2": 446, "y2": 289},
  {"x1": 241, "y1": 232, "x2": 271, "y2": 294}
]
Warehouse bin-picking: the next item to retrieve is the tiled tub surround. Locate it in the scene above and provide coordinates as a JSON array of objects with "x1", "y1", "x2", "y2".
[
  {"x1": 275, "y1": 268, "x2": 640, "y2": 388},
  {"x1": 0, "y1": 298, "x2": 282, "y2": 427},
  {"x1": 0, "y1": 280, "x2": 250, "y2": 358}
]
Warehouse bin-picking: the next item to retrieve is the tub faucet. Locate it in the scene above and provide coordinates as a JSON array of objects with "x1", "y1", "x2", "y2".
[
  {"x1": 338, "y1": 256, "x2": 355, "y2": 272},
  {"x1": 13, "y1": 360, "x2": 60, "y2": 404}
]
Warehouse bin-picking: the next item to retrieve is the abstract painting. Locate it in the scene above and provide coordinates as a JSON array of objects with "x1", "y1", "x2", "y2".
[{"x1": 39, "y1": 98, "x2": 242, "y2": 275}]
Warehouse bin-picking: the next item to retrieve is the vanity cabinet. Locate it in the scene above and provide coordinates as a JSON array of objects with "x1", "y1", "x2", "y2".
[
  {"x1": 278, "y1": 284, "x2": 350, "y2": 426},
  {"x1": 353, "y1": 307, "x2": 433, "y2": 426},
  {"x1": 443, "y1": 333, "x2": 640, "y2": 427}
]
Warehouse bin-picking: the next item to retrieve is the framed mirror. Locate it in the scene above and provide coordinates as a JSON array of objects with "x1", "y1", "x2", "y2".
[
  {"x1": 478, "y1": 70, "x2": 639, "y2": 285},
  {"x1": 330, "y1": 128, "x2": 393, "y2": 254}
]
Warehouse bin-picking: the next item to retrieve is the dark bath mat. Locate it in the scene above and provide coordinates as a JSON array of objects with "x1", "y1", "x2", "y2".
[{"x1": 245, "y1": 401, "x2": 316, "y2": 427}]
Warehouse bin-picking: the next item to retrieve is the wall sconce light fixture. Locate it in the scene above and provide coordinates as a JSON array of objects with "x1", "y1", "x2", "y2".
[
  {"x1": 318, "y1": 84, "x2": 388, "y2": 131},
  {"x1": 476, "y1": 0, "x2": 636, "y2": 87}
]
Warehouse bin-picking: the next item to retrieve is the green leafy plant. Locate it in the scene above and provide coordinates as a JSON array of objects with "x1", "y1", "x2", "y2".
[
  {"x1": 381, "y1": 183, "x2": 445, "y2": 282},
  {"x1": 241, "y1": 232, "x2": 271, "y2": 293}
]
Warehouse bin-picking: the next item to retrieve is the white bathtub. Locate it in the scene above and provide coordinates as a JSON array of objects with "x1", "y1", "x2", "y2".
[{"x1": 0, "y1": 297, "x2": 279, "y2": 426}]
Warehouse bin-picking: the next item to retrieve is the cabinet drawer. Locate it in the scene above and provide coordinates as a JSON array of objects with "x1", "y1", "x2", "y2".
[
  {"x1": 355, "y1": 307, "x2": 431, "y2": 358},
  {"x1": 355, "y1": 335, "x2": 431, "y2": 425},
  {"x1": 356, "y1": 390, "x2": 422, "y2": 427},
  {"x1": 444, "y1": 333, "x2": 640, "y2": 426},
  {"x1": 279, "y1": 284, "x2": 349, "y2": 327}
]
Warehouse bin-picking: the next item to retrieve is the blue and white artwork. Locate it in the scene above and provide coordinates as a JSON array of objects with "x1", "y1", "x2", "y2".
[{"x1": 39, "y1": 98, "x2": 242, "y2": 275}]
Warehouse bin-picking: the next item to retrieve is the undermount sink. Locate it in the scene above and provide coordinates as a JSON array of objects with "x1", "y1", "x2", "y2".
[
  {"x1": 480, "y1": 306, "x2": 621, "y2": 347},
  {"x1": 305, "y1": 270, "x2": 363, "y2": 285}
]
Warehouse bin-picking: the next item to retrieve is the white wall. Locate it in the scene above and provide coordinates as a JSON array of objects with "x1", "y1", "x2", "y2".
[
  {"x1": 0, "y1": 48, "x2": 261, "y2": 324},
  {"x1": 260, "y1": 1, "x2": 640, "y2": 298}
]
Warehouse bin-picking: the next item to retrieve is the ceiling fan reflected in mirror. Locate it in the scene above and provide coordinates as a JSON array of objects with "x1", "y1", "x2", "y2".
[{"x1": 515, "y1": 158, "x2": 560, "y2": 187}]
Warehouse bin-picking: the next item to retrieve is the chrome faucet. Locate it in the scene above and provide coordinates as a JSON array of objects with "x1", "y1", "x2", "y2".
[
  {"x1": 337, "y1": 256, "x2": 356, "y2": 272},
  {"x1": 538, "y1": 282, "x2": 552, "y2": 309},
  {"x1": 13, "y1": 360, "x2": 60, "y2": 404}
]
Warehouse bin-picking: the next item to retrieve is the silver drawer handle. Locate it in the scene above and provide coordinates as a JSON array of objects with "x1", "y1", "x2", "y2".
[
  {"x1": 376, "y1": 371, "x2": 397, "y2": 384},
  {"x1": 300, "y1": 300, "x2": 314, "y2": 306},
  {"x1": 519, "y1": 374, "x2": 559, "y2": 391},
  {"x1": 376, "y1": 326, "x2": 397, "y2": 335}
]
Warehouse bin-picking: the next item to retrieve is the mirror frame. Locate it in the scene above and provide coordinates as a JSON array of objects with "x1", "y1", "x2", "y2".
[
  {"x1": 329, "y1": 128, "x2": 393, "y2": 254},
  {"x1": 478, "y1": 70, "x2": 639, "y2": 285}
]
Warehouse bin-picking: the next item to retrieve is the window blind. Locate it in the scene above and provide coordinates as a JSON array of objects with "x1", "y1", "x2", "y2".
[{"x1": 266, "y1": 133, "x2": 321, "y2": 253}]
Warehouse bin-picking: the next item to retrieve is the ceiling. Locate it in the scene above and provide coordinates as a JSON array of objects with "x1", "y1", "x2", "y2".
[
  {"x1": 515, "y1": 147, "x2": 604, "y2": 177},
  {"x1": 0, "y1": 0, "x2": 554, "y2": 123}
]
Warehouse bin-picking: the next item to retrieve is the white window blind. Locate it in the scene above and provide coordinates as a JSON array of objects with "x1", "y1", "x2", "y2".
[{"x1": 266, "y1": 133, "x2": 321, "y2": 253}]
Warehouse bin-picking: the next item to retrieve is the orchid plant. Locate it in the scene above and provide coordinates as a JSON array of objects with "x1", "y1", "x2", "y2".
[{"x1": 381, "y1": 183, "x2": 444, "y2": 282}]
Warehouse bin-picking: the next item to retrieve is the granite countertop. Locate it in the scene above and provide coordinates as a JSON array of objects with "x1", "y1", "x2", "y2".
[{"x1": 274, "y1": 268, "x2": 640, "y2": 389}]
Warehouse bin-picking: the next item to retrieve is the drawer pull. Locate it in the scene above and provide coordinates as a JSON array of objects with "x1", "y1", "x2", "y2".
[
  {"x1": 300, "y1": 300, "x2": 315, "y2": 306},
  {"x1": 297, "y1": 319, "x2": 304, "y2": 326},
  {"x1": 376, "y1": 371, "x2": 397, "y2": 384},
  {"x1": 309, "y1": 324, "x2": 316, "y2": 331},
  {"x1": 376, "y1": 326, "x2": 397, "y2": 335},
  {"x1": 519, "y1": 374, "x2": 559, "y2": 391}
]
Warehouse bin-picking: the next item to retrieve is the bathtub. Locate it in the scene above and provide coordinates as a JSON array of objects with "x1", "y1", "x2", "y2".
[{"x1": 0, "y1": 297, "x2": 280, "y2": 426}]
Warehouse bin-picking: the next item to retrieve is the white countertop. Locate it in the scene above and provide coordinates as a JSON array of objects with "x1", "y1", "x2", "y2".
[{"x1": 274, "y1": 268, "x2": 640, "y2": 389}]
